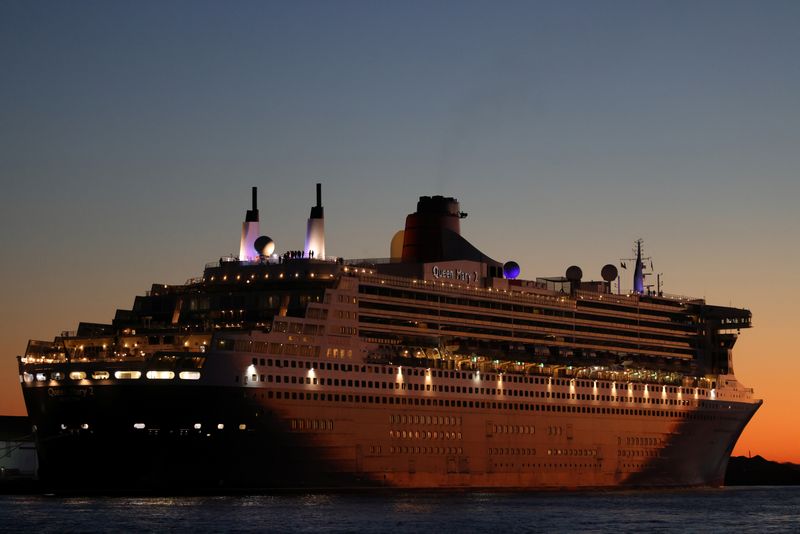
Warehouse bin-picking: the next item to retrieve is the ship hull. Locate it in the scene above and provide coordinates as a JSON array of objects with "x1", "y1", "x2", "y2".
[
  {"x1": 24, "y1": 384, "x2": 375, "y2": 492},
  {"x1": 22, "y1": 370, "x2": 760, "y2": 493}
]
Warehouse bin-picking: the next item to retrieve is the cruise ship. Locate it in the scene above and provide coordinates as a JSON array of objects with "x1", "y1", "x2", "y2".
[{"x1": 18, "y1": 186, "x2": 760, "y2": 491}]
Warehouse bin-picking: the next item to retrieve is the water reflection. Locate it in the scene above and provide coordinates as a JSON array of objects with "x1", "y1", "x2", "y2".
[{"x1": 1, "y1": 487, "x2": 798, "y2": 534}]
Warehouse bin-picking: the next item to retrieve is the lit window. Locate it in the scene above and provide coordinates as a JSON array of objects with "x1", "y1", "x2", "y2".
[
  {"x1": 115, "y1": 371, "x2": 142, "y2": 380},
  {"x1": 146, "y1": 370, "x2": 175, "y2": 380},
  {"x1": 69, "y1": 371, "x2": 87, "y2": 380},
  {"x1": 92, "y1": 371, "x2": 110, "y2": 380},
  {"x1": 179, "y1": 371, "x2": 201, "y2": 380},
  {"x1": 133, "y1": 423, "x2": 145, "y2": 429}
]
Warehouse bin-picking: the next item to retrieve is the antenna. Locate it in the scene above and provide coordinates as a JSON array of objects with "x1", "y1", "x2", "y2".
[
  {"x1": 316, "y1": 183, "x2": 322, "y2": 208},
  {"x1": 633, "y1": 239, "x2": 644, "y2": 294},
  {"x1": 252, "y1": 186, "x2": 257, "y2": 211},
  {"x1": 619, "y1": 238, "x2": 655, "y2": 295}
]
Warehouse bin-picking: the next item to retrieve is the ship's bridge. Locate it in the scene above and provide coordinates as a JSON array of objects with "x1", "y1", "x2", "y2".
[{"x1": 690, "y1": 304, "x2": 752, "y2": 331}]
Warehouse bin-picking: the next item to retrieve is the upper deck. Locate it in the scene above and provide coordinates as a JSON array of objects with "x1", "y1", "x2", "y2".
[{"x1": 19, "y1": 191, "x2": 751, "y2": 385}]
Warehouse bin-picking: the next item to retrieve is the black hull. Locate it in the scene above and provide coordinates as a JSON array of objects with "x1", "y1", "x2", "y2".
[{"x1": 25, "y1": 384, "x2": 376, "y2": 493}]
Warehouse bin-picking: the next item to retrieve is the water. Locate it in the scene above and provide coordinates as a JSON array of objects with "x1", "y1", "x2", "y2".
[{"x1": 2, "y1": 487, "x2": 798, "y2": 533}]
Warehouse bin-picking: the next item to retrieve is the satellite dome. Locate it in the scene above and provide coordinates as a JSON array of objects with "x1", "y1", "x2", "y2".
[
  {"x1": 601, "y1": 264, "x2": 618, "y2": 282},
  {"x1": 254, "y1": 236, "x2": 275, "y2": 256},
  {"x1": 565, "y1": 265, "x2": 583, "y2": 282},
  {"x1": 503, "y1": 261, "x2": 520, "y2": 279}
]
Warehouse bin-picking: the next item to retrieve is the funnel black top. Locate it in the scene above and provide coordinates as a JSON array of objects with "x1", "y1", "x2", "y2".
[
  {"x1": 245, "y1": 187, "x2": 259, "y2": 222},
  {"x1": 416, "y1": 195, "x2": 461, "y2": 217},
  {"x1": 310, "y1": 183, "x2": 324, "y2": 219}
]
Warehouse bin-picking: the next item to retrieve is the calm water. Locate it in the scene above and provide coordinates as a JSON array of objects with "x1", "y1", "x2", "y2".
[{"x1": 2, "y1": 487, "x2": 798, "y2": 532}]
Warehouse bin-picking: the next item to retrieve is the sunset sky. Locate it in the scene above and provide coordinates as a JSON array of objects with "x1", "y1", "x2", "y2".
[{"x1": 1, "y1": 1, "x2": 799, "y2": 463}]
